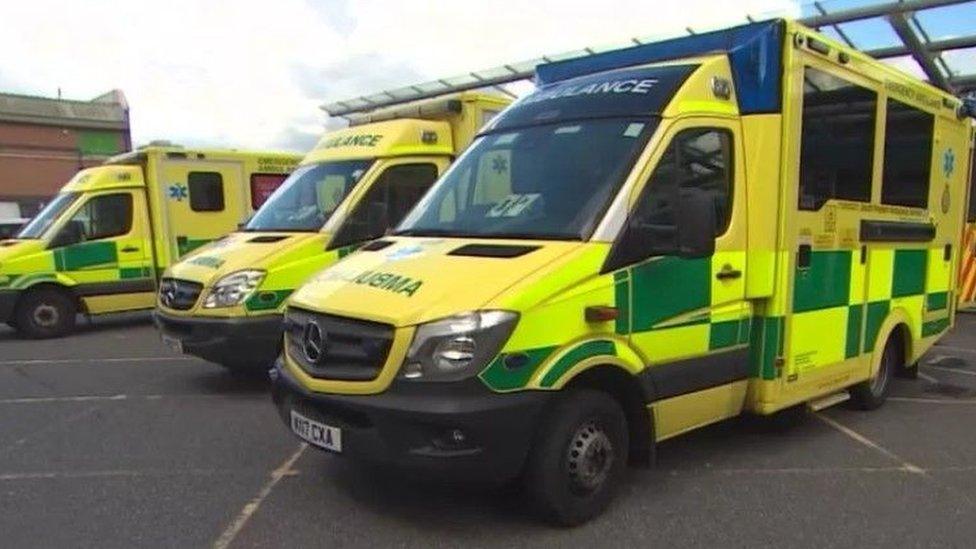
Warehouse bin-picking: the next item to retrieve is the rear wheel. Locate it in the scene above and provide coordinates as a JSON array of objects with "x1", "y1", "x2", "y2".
[
  {"x1": 524, "y1": 389, "x2": 629, "y2": 526},
  {"x1": 14, "y1": 287, "x2": 77, "y2": 339},
  {"x1": 849, "y1": 335, "x2": 898, "y2": 410}
]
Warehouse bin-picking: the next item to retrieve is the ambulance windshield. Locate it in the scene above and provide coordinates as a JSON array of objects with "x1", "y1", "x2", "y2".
[
  {"x1": 16, "y1": 192, "x2": 80, "y2": 239},
  {"x1": 396, "y1": 118, "x2": 656, "y2": 240},
  {"x1": 245, "y1": 160, "x2": 373, "y2": 232}
]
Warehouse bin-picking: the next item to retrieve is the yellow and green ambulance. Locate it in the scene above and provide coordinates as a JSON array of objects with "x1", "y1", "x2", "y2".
[
  {"x1": 0, "y1": 145, "x2": 300, "y2": 338},
  {"x1": 153, "y1": 93, "x2": 509, "y2": 372},
  {"x1": 271, "y1": 19, "x2": 974, "y2": 524}
]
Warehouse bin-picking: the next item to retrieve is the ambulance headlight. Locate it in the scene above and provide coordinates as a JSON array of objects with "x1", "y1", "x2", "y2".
[
  {"x1": 203, "y1": 270, "x2": 265, "y2": 308},
  {"x1": 402, "y1": 311, "x2": 518, "y2": 382}
]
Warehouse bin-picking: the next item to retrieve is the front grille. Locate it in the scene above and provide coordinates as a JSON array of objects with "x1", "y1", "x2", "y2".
[
  {"x1": 158, "y1": 278, "x2": 203, "y2": 311},
  {"x1": 285, "y1": 307, "x2": 394, "y2": 381}
]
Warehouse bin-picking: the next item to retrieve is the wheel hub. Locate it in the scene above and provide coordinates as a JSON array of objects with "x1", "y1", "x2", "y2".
[
  {"x1": 566, "y1": 420, "x2": 614, "y2": 494},
  {"x1": 32, "y1": 304, "x2": 59, "y2": 327}
]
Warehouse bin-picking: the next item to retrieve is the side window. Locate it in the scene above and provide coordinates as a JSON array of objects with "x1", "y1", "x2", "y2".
[
  {"x1": 250, "y1": 173, "x2": 289, "y2": 209},
  {"x1": 631, "y1": 127, "x2": 733, "y2": 237},
  {"x1": 798, "y1": 67, "x2": 877, "y2": 211},
  {"x1": 188, "y1": 172, "x2": 225, "y2": 212},
  {"x1": 881, "y1": 98, "x2": 934, "y2": 209},
  {"x1": 331, "y1": 163, "x2": 438, "y2": 248},
  {"x1": 58, "y1": 193, "x2": 133, "y2": 246}
]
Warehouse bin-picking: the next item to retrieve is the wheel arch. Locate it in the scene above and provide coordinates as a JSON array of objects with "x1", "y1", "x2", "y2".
[{"x1": 870, "y1": 308, "x2": 914, "y2": 377}]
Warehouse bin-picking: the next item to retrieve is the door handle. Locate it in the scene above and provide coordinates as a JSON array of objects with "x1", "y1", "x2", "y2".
[
  {"x1": 121, "y1": 246, "x2": 140, "y2": 253},
  {"x1": 715, "y1": 264, "x2": 742, "y2": 281}
]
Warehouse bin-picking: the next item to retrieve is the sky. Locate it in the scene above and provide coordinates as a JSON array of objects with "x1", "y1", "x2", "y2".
[{"x1": 2, "y1": 0, "x2": 968, "y2": 154}]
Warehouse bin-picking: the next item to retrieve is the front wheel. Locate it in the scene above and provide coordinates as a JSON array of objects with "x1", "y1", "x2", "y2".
[
  {"x1": 849, "y1": 335, "x2": 899, "y2": 410},
  {"x1": 524, "y1": 389, "x2": 629, "y2": 526},
  {"x1": 14, "y1": 288, "x2": 77, "y2": 339}
]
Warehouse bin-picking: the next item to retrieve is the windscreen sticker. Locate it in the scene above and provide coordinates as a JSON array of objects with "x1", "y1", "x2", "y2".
[
  {"x1": 623, "y1": 122, "x2": 645, "y2": 137},
  {"x1": 494, "y1": 133, "x2": 519, "y2": 145},
  {"x1": 486, "y1": 193, "x2": 540, "y2": 218}
]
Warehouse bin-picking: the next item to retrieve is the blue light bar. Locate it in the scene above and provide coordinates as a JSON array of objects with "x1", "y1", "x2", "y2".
[{"x1": 534, "y1": 20, "x2": 785, "y2": 114}]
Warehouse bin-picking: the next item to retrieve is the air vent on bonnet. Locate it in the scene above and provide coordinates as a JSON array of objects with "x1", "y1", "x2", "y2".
[
  {"x1": 448, "y1": 244, "x2": 539, "y2": 258},
  {"x1": 248, "y1": 235, "x2": 288, "y2": 243},
  {"x1": 360, "y1": 240, "x2": 395, "y2": 251}
]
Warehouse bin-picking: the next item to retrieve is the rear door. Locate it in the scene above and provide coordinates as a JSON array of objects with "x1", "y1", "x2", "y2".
[{"x1": 155, "y1": 158, "x2": 247, "y2": 263}]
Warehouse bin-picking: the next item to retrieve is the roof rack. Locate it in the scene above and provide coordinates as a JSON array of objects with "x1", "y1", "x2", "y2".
[{"x1": 323, "y1": 0, "x2": 976, "y2": 117}]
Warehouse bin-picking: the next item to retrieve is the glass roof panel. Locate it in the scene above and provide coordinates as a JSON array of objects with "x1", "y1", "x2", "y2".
[
  {"x1": 834, "y1": 17, "x2": 904, "y2": 51},
  {"x1": 942, "y1": 47, "x2": 976, "y2": 75},
  {"x1": 881, "y1": 55, "x2": 929, "y2": 81},
  {"x1": 912, "y1": 1, "x2": 976, "y2": 41}
]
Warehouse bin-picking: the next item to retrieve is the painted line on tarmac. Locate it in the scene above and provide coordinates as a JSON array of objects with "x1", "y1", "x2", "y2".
[
  {"x1": 918, "y1": 371, "x2": 940, "y2": 384},
  {"x1": 213, "y1": 443, "x2": 307, "y2": 549},
  {"x1": 924, "y1": 365, "x2": 976, "y2": 377},
  {"x1": 0, "y1": 357, "x2": 194, "y2": 366},
  {"x1": 0, "y1": 468, "x2": 244, "y2": 481},
  {"x1": 815, "y1": 413, "x2": 925, "y2": 474},
  {"x1": 932, "y1": 344, "x2": 976, "y2": 356},
  {"x1": 0, "y1": 393, "x2": 233, "y2": 405},
  {"x1": 889, "y1": 396, "x2": 976, "y2": 405}
]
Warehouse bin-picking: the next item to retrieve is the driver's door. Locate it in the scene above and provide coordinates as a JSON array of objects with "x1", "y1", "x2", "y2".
[
  {"x1": 50, "y1": 189, "x2": 154, "y2": 313},
  {"x1": 613, "y1": 119, "x2": 748, "y2": 437}
]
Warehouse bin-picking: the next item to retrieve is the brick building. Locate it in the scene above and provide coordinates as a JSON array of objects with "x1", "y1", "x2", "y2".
[{"x1": 0, "y1": 90, "x2": 130, "y2": 217}]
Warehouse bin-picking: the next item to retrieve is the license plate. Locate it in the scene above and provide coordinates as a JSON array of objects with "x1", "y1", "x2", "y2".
[
  {"x1": 161, "y1": 334, "x2": 183, "y2": 353},
  {"x1": 290, "y1": 410, "x2": 342, "y2": 452}
]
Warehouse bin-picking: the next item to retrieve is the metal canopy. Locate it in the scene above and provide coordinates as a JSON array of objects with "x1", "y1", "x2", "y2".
[{"x1": 323, "y1": 0, "x2": 976, "y2": 116}]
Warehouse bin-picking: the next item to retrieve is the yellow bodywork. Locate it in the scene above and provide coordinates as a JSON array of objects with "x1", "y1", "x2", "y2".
[{"x1": 280, "y1": 20, "x2": 971, "y2": 447}]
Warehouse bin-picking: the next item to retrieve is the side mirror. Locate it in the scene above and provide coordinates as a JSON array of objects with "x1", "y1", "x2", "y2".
[
  {"x1": 49, "y1": 220, "x2": 84, "y2": 249},
  {"x1": 674, "y1": 188, "x2": 716, "y2": 258}
]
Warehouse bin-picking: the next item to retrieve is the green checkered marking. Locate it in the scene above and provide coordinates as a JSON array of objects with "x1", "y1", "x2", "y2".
[
  {"x1": 864, "y1": 301, "x2": 890, "y2": 352},
  {"x1": 923, "y1": 317, "x2": 950, "y2": 337},
  {"x1": 630, "y1": 257, "x2": 710, "y2": 331},
  {"x1": 613, "y1": 270, "x2": 630, "y2": 335},
  {"x1": 892, "y1": 249, "x2": 927, "y2": 298},
  {"x1": 120, "y1": 266, "x2": 152, "y2": 279},
  {"x1": 793, "y1": 250, "x2": 851, "y2": 313},
  {"x1": 845, "y1": 304, "x2": 863, "y2": 358},
  {"x1": 176, "y1": 237, "x2": 212, "y2": 258},
  {"x1": 54, "y1": 241, "x2": 117, "y2": 270},
  {"x1": 709, "y1": 320, "x2": 740, "y2": 350},
  {"x1": 927, "y1": 291, "x2": 949, "y2": 312},
  {"x1": 749, "y1": 316, "x2": 783, "y2": 380}
]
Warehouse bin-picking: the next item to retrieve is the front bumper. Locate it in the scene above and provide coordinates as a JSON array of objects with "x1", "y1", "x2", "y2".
[
  {"x1": 0, "y1": 290, "x2": 18, "y2": 323},
  {"x1": 271, "y1": 358, "x2": 551, "y2": 482},
  {"x1": 154, "y1": 309, "x2": 283, "y2": 368}
]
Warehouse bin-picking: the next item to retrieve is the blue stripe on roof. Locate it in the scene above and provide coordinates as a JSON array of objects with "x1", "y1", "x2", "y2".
[{"x1": 535, "y1": 20, "x2": 785, "y2": 114}]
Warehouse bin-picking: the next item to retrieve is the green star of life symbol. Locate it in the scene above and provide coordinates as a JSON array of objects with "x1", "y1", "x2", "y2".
[{"x1": 168, "y1": 183, "x2": 188, "y2": 201}]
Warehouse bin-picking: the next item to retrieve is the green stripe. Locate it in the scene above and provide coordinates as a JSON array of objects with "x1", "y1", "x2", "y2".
[
  {"x1": 55, "y1": 241, "x2": 117, "y2": 271},
  {"x1": 737, "y1": 317, "x2": 751, "y2": 345},
  {"x1": 613, "y1": 270, "x2": 630, "y2": 335},
  {"x1": 630, "y1": 257, "x2": 710, "y2": 331},
  {"x1": 892, "y1": 249, "x2": 927, "y2": 297},
  {"x1": 845, "y1": 304, "x2": 863, "y2": 358},
  {"x1": 177, "y1": 237, "x2": 212, "y2": 257},
  {"x1": 749, "y1": 316, "x2": 783, "y2": 380},
  {"x1": 926, "y1": 291, "x2": 948, "y2": 311},
  {"x1": 245, "y1": 289, "x2": 293, "y2": 312},
  {"x1": 709, "y1": 320, "x2": 740, "y2": 350},
  {"x1": 337, "y1": 244, "x2": 362, "y2": 259},
  {"x1": 479, "y1": 346, "x2": 557, "y2": 391},
  {"x1": 540, "y1": 340, "x2": 617, "y2": 387},
  {"x1": 793, "y1": 250, "x2": 851, "y2": 313},
  {"x1": 119, "y1": 266, "x2": 151, "y2": 279},
  {"x1": 922, "y1": 317, "x2": 950, "y2": 337},
  {"x1": 864, "y1": 300, "x2": 890, "y2": 352}
]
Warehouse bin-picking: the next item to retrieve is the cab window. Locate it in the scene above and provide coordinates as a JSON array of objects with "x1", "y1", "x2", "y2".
[
  {"x1": 55, "y1": 193, "x2": 133, "y2": 246},
  {"x1": 188, "y1": 172, "x2": 225, "y2": 212},
  {"x1": 632, "y1": 128, "x2": 733, "y2": 238},
  {"x1": 331, "y1": 163, "x2": 438, "y2": 248},
  {"x1": 798, "y1": 67, "x2": 877, "y2": 211}
]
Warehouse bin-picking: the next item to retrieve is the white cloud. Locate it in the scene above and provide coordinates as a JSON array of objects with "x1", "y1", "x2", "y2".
[{"x1": 0, "y1": 0, "x2": 800, "y2": 152}]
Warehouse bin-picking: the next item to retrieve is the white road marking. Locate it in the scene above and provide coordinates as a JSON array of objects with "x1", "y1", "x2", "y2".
[
  {"x1": 925, "y1": 364, "x2": 976, "y2": 377},
  {"x1": 918, "y1": 371, "x2": 940, "y2": 384},
  {"x1": 0, "y1": 357, "x2": 193, "y2": 366},
  {"x1": 213, "y1": 443, "x2": 308, "y2": 549},
  {"x1": 815, "y1": 413, "x2": 925, "y2": 474},
  {"x1": 0, "y1": 468, "x2": 244, "y2": 481},
  {"x1": 889, "y1": 396, "x2": 976, "y2": 405},
  {"x1": 931, "y1": 344, "x2": 976, "y2": 356},
  {"x1": 0, "y1": 393, "x2": 233, "y2": 405}
]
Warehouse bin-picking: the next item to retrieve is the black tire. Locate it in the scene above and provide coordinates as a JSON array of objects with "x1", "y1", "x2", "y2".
[
  {"x1": 849, "y1": 335, "x2": 898, "y2": 410},
  {"x1": 14, "y1": 287, "x2": 77, "y2": 339},
  {"x1": 524, "y1": 389, "x2": 629, "y2": 526}
]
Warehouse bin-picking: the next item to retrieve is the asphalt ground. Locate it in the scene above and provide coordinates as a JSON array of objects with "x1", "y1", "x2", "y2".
[{"x1": 3, "y1": 313, "x2": 976, "y2": 548}]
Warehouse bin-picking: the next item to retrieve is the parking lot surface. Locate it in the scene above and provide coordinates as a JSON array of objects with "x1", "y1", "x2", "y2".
[{"x1": 3, "y1": 313, "x2": 976, "y2": 548}]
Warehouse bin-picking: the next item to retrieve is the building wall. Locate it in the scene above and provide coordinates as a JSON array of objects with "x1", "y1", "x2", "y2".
[{"x1": 0, "y1": 122, "x2": 128, "y2": 216}]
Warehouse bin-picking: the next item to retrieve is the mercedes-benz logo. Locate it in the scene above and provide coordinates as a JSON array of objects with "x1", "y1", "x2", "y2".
[
  {"x1": 160, "y1": 286, "x2": 175, "y2": 307},
  {"x1": 302, "y1": 321, "x2": 326, "y2": 364}
]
